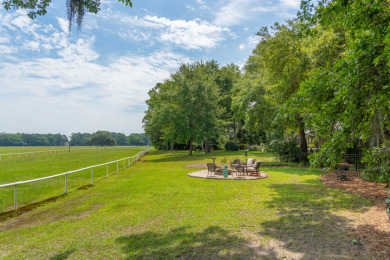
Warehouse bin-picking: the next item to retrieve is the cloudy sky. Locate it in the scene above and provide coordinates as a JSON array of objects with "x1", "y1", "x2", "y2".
[{"x1": 0, "y1": 0, "x2": 301, "y2": 136}]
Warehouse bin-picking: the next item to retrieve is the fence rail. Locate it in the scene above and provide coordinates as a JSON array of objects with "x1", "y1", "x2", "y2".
[
  {"x1": 0, "y1": 146, "x2": 140, "y2": 160},
  {"x1": 0, "y1": 147, "x2": 152, "y2": 212}
]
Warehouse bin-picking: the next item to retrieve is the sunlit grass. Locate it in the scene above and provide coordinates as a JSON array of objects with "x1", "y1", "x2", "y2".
[
  {"x1": 0, "y1": 146, "x2": 147, "y2": 211},
  {"x1": 0, "y1": 150, "x2": 372, "y2": 259}
]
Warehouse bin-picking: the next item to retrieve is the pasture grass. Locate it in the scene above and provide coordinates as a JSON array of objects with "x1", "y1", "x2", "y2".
[
  {"x1": 0, "y1": 146, "x2": 133, "y2": 159},
  {"x1": 0, "y1": 146, "x2": 147, "y2": 212},
  {"x1": 0, "y1": 150, "x2": 372, "y2": 259}
]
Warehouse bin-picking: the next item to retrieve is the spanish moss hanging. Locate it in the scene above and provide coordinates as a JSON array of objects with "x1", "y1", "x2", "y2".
[{"x1": 66, "y1": 0, "x2": 85, "y2": 33}]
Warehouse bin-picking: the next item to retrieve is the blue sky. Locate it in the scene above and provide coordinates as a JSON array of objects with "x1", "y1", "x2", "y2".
[{"x1": 0, "y1": 0, "x2": 300, "y2": 137}]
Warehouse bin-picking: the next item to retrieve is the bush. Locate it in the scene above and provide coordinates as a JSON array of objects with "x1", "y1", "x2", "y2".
[
  {"x1": 270, "y1": 138, "x2": 308, "y2": 164},
  {"x1": 225, "y1": 142, "x2": 240, "y2": 151},
  {"x1": 248, "y1": 145, "x2": 268, "y2": 152},
  {"x1": 361, "y1": 142, "x2": 390, "y2": 183},
  {"x1": 247, "y1": 145, "x2": 258, "y2": 151},
  {"x1": 239, "y1": 143, "x2": 247, "y2": 150}
]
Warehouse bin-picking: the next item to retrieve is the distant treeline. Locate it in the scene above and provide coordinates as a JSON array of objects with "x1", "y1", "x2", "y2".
[
  {"x1": 0, "y1": 132, "x2": 149, "y2": 146},
  {"x1": 0, "y1": 133, "x2": 68, "y2": 146},
  {"x1": 70, "y1": 132, "x2": 149, "y2": 146}
]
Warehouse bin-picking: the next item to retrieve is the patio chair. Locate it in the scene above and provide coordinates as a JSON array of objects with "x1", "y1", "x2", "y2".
[
  {"x1": 230, "y1": 159, "x2": 241, "y2": 168},
  {"x1": 234, "y1": 163, "x2": 247, "y2": 177},
  {"x1": 207, "y1": 163, "x2": 219, "y2": 176},
  {"x1": 246, "y1": 158, "x2": 256, "y2": 166},
  {"x1": 246, "y1": 161, "x2": 262, "y2": 175}
]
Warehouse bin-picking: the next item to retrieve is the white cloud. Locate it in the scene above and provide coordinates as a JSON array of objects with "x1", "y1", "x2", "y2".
[
  {"x1": 238, "y1": 35, "x2": 260, "y2": 50},
  {"x1": 0, "y1": 50, "x2": 190, "y2": 135},
  {"x1": 0, "y1": 45, "x2": 17, "y2": 54},
  {"x1": 214, "y1": 0, "x2": 300, "y2": 26},
  {"x1": 197, "y1": 0, "x2": 211, "y2": 10},
  {"x1": 118, "y1": 15, "x2": 228, "y2": 50},
  {"x1": 214, "y1": 0, "x2": 255, "y2": 27},
  {"x1": 0, "y1": 10, "x2": 192, "y2": 135},
  {"x1": 279, "y1": 0, "x2": 300, "y2": 8},
  {"x1": 145, "y1": 16, "x2": 228, "y2": 50}
]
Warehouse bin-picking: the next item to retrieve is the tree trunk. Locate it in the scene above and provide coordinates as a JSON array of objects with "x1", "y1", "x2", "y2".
[
  {"x1": 297, "y1": 115, "x2": 308, "y2": 153},
  {"x1": 189, "y1": 139, "x2": 193, "y2": 156},
  {"x1": 170, "y1": 142, "x2": 174, "y2": 152},
  {"x1": 233, "y1": 121, "x2": 237, "y2": 143},
  {"x1": 205, "y1": 138, "x2": 210, "y2": 153}
]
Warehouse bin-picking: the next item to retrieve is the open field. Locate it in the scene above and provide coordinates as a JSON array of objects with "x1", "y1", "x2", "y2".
[
  {"x1": 0, "y1": 146, "x2": 90, "y2": 154},
  {"x1": 0, "y1": 146, "x2": 139, "y2": 160},
  {"x1": 0, "y1": 150, "x2": 373, "y2": 259},
  {"x1": 0, "y1": 146, "x2": 148, "y2": 212}
]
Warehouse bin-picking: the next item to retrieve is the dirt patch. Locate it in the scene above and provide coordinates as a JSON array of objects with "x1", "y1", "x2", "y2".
[{"x1": 322, "y1": 170, "x2": 390, "y2": 259}]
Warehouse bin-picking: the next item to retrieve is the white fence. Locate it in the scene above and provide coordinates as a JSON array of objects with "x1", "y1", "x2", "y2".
[
  {"x1": 0, "y1": 146, "x2": 138, "y2": 160},
  {"x1": 0, "y1": 147, "x2": 152, "y2": 212}
]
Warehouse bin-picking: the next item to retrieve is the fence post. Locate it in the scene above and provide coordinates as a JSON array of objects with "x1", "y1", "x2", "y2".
[
  {"x1": 65, "y1": 174, "x2": 68, "y2": 194},
  {"x1": 14, "y1": 185, "x2": 17, "y2": 212},
  {"x1": 91, "y1": 168, "x2": 93, "y2": 184},
  {"x1": 128, "y1": 158, "x2": 130, "y2": 167},
  {"x1": 123, "y1": 160, "x2": 125, "y2": 169}
]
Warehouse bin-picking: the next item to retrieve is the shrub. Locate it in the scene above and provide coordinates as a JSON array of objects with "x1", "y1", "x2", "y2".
[
  {"x1": 248, "y1": 145, "x2": 258, "y2": 151},
  {"x1": 225, "y1": 142, "x2": 239, "y2": 151},
  {"x1": 248, "y1": 145, "x2": 267, "y2": 152},
  {"x1": 361, "y1": 142, "x2": 390, "y2": 183},
  {"x1": 239, "y1": 143, "x2": 247, "y2": 150},
  {"x1": 270, "y1": 138, "x2": 308, "y2": 164}
]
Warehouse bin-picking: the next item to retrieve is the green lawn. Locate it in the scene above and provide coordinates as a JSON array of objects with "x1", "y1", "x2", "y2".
[
  {"x1": 0, "y1": 146, "x2": 147, "y2": 212},
  {"x1": 0, "y1": 146, "x2": 73, "y2": 154},
  {"x1": 0, "y1": 146, "x2": 136, "y2": 159},
  {"x1": 0, "y1": 150, "x2": 372, "y2": 259}
]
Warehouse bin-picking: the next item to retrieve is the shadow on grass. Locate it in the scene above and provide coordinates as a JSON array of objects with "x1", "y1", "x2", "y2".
[
  {"x1": 261, "y1": 167, "x2": 321, "y2": 177},
  {"x1": 49, "y1": 249, "x2": 75, "y2": 260},
  {"x1": 117, "y1": 226, "x2": 279, "y2": 259},
  {"x1": 257, "y1": 183, "x2": 372, "y2": 259}
]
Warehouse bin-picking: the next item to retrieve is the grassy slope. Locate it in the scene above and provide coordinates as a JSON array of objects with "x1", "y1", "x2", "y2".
[
  {"x1": 0, "y1": 147, "x2": 147, "y2": 212},
  {"x1": 0, "y1": 150, "x2": 372, "y2": 259}
]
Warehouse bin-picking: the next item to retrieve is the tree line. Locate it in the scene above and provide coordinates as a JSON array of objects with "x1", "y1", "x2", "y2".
[
  {"x1": 143, "y1": 0, "x2": 390, "y2": 181},
  {"x1": 0, "y1": 132, "x2": 149, "y2": 146},
  {"x1": 70, "y1": 132, "x2": 149, "y2": 146},
  {"x1": 143, "y1": 61, "x2": 265, "y2": 155}
]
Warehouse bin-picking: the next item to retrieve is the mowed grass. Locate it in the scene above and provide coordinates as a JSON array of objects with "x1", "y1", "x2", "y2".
[
  {"x1": 0, "y1": 146, "x2": 136, "y2": 160},
  {"x1": 0, "y1": 146, "x2": 71, "y2": 153},
  {"x1": 0, "y1": 150, "x2": 372, "y2": 259},
  {"x1": 0, "y1": 146, "x2": 148, "y2": 212}
]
